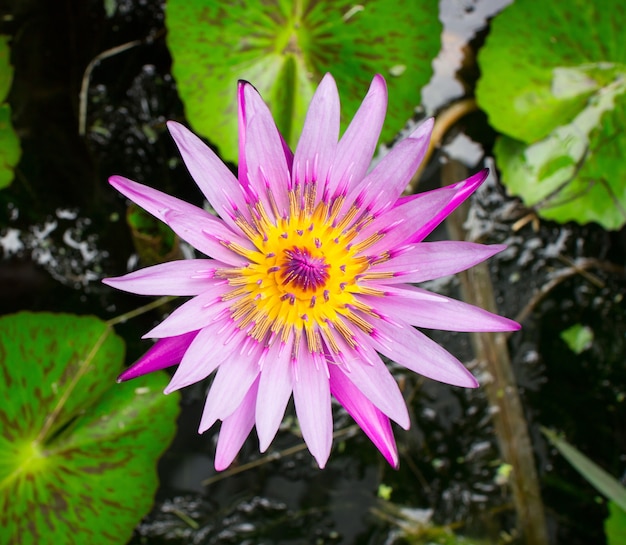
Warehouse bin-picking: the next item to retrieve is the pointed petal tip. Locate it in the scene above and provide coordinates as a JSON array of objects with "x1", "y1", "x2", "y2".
[
  {"x1": 409, "y1": 117, "x2": 434, "y2": 141},
  {"x1": 506, "y1": 318, "x2": 522, "y2": 332},
  {"x1": 214, "y1": 459, "x2": 230, "y2": 472},
  {"x1": 165, "y1": 119, "x2": 182, "y2": 135},
  {"x1": 117, "y1": 367, "x2": 139, "y2": 382},
  {"x1": 108, "y1": 174, "x2": 133, "y2": 190},
  {"x1": 314, "y1": 452, "x2": 329, "y2": 469}
]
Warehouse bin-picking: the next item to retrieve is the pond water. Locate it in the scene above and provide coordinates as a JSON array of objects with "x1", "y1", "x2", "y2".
[{"x1": 1, "y1": 1, "x2": 625, "y2": 544}]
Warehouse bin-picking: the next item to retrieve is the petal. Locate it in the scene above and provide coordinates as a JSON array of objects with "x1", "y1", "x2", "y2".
[
  {"x1": 103, "y1": 259, "x2": 228, "y2": 296},
  {"x1": 163, "y1": 317, "x2": 243, "y2": 393},
  {"x1": 167, "y1": 121, "x2": 251, "y2": 232},
  {"x1": 237, "y1": 80, "x2": 293, "y2": 187},
  {"x1": 163, "y1": 210, "x2": 252, "y2": 266},
  {"x1": 404, "y1": 168, "x2": 489, "y2": 244},
  {"x1": 255, "y1": 337, "x2": 294, "y2": 452},
  {"x1": 369, "y1": 241, "x2": 506, "y2": 283},
  {"x1": 143, "y1": 283, "x2": 231, "y2": 338},
  {"x1": 292, "y1": 349, "x2": 332, "y2": 468},
  {"x1": 109, "y1": 175, "x2": 204, "y2": 223},
  {"x1": 326, "y1": 74, "x2": 387, "y2": 198},
  {"x1": 214, "y1": 377, "x2": 259, "y2": 471},
  {"x1": 371, "y1": 318, "x2": 478, "y2": 388},
  {"x1": 199, "y1": 339, "x2": 264, "y2": 432},
  {"x1": 343, "y1": 118, "x2": 434, "y2": 218},
  {"x1": 329, "y1": 364, "x2": 398, "y2": 468},
  {"x1": 237, "y1": 81, "x2": 249, "y2": 186},
  {"x1": 354, "y1": 183, "x2": 455, "y2": 255},
  {"x1": 293, "y1": 73, "x2": 340, "y2": 206},
  {"x1": 117, "y1": 330, "x2": 198, "y2": 382},
  {"x1": 355, "y1": 170, "x2": 489, "y2": 256},
  {"x1": 330, "y1": 329, "x2": 409, "y2": 429},
  {"x1": 363, "y1": 285, "x2": 521, "y2": 332},
  {"x1": 243, "y1": 83, "x2": 291, "y2": 218}
]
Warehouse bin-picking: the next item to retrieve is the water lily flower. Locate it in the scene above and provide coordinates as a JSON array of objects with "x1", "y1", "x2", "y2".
[{"x1": 104, "y1": 74, "x2": 519, "y2": 470}]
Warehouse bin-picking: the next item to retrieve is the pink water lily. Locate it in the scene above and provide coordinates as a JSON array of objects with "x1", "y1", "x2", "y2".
[{"x1": 104, "y1": 74, "x2": 519, "y2": 470}]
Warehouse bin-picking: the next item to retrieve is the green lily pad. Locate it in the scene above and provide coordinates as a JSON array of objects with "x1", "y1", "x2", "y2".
[
  {"x1": 165, "y1": 0, "x2": 440, "y2": 162},
  {"x1": 476, "y1": 0, "x2": 626, "y2": 230},
  {"x1": 606, "y1": 502, "x2": 626, "y2": 545},
  {"x1": 0, "y1": 34, "x2": 20, "y2": 190},
  {"x1": 0, "y1": 312, "x2": 180, "y2": 545}
]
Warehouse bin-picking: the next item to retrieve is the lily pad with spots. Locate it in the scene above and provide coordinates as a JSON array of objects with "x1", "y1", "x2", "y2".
[
  {"x1": 476, "y1": 0, "x2": 626, "y2": 230},
  {"x1": 165, "y1": 0, "x2": 441, "y2": 162},
  {"x1": 0, "y1": 312, "x2": 180, "y2": 545}
]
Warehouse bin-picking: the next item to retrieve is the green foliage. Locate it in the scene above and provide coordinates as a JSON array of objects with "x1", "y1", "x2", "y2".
[
  {"x1": 560, "y1": 323, "x2": 594, "y2": 354},
  {"x1": 476, "y1": 0, "x2": 626, "y2": 230},
  {"x1": 165, "y1": 0, "x2": 441, "y2": 162},
  {"x1": 0, "y1": 34, "x2": 21, "y2": 190},
  {"x1": 606, "y1": 502, "x2": 626, "y2": 545},
  {"x1": 0, "y1": 312, "x2": 180, "y2": 545},
  {"x1": 542, "y1": 428, "x2": 626, "y2": 512}
]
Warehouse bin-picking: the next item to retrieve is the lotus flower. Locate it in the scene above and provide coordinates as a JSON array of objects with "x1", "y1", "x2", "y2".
[{"x1": 104, "y1": 74, "x2": 519, "y2": 470}]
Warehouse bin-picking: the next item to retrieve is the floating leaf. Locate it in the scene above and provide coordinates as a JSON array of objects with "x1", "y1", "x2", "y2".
[
  {"x1": 0, "y1": 34, "x2": 20, "y2": 190},
  {"x1": 606, "y1": 501, "x2": 626, "y2": 545},
  {"x1": 476, "y1": 0, "x2": 626, "y2": 229},
  {"x1": 560, "y1": 324, "x2": 594, "y2": 354},
  {"x1": 165, "y1": 0, "x2": 441, "y2": 162},
  {"x1": 0, "y1": 312, "x2": 180, "y2": 545},
  {"x1": 542, "y1": 428, "x2": 626, "y2": 512}
]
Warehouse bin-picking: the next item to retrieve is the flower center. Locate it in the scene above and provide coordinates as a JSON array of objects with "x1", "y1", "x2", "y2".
[
  {"x1": 281, "y1": 247, "x2": 329, "y2": 292},
  {"x1": 216, "y1": 190, "x2": 387, "y2": 352}
]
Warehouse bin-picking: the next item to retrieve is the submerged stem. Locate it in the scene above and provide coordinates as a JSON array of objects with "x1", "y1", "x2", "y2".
[
  {"x1": 443, "y1": 160, "x2": 549, "y2": 545},
  {"x1": 106, "y1": 296, "x2": 174, "y2": 327}
]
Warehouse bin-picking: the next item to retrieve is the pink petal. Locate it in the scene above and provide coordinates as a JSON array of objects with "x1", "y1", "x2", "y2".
[
  {"x1": 326, "y1": 74, "x2": 387, "y2": 198},
  {"x1": 371, "y1": 318, "x2": 478, "y2": 388},
  {"x1": 363, "y1": 285, "x2": 521, "y2": 332},
  {"x1": 143, "y1": 283, "x2": 231, "y2": 338},
  {"x1": 355, "y1": 169, "x2": 489, "y2": 255},
  {"x1": 368, "y1": 241, "x2": 506, "y2": 283},
  {"x1": 343, "y1": 118, "x2": 433, "y2": 218},
  {"x1": 237, "y1": 81, "x2": 249, "y2": 187},
  {"x1": 255, "y1": 337, "x2": 294, "y2": 451},
  {"x1": 109, "y1": 175, "x2": 205, "y2": 223},
  {"x1": 214, "y1": 377, "x2": 259, "y2": 471},
  {"x1": 292, "y1": 349, "x2": 332, "y2": 468},
  {"x1": 292, "y1": 73, "x2": 339, "y2": 207},
  {"x1": 167, "y1": 121, "x2": 251, "y2": 232},
  {"x1": 242, "y1": 83, "x2": 291, "y2": 219},
  {"x1": 198, "y1": 339, "x2": 264, "y2": 432},
  {"x1": 163, "y1": 318, "x2": 243, "y2": 393},
  {"x1": 103, "y1": 259, "x2": 228, "y2": 296},
  {"x1": 405, "y1": 169, "x2": 489, "y2": 244},
  {"x1": 354, "y1": 185, "x2": 454, "y2": 255},
  {"x1": 163, "y1": 210, "x2": 251, "y2": 266},
  {"x1": 329, "y1": 364, "x2": 399, "y2": 468},
  {"x1": 238, "y1": 81, "x2": 294, "y2": 185},
  {"x1": 331, "y1": 329, "x2": 409, "y2": 429},
  {"x1": 117, "y1": 330, "x2": 199, "y2": 382}
]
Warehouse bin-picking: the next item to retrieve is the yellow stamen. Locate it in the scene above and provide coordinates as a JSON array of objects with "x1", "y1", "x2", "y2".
[{"x1": 221, "y1": 196, "x2": 383, "y2": 353}]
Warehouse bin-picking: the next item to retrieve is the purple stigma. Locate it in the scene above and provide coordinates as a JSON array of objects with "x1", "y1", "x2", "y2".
[{"x1": 281, "y1": 246, "x2": 330, "y2": 292}]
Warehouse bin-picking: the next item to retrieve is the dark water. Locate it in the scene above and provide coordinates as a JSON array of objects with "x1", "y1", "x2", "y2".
[{"x1": 1, "y1": 1, "x2": 625, "y2": 544}]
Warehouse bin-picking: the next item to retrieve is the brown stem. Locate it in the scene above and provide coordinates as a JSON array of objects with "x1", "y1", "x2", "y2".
[
  {"x1": 406, "y1": 98, "x2": 478, "y2": 194},
  {"x1": 443, "y1": 160, "x2": 549, "y2": 545}
]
